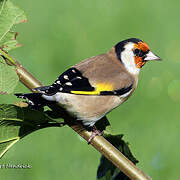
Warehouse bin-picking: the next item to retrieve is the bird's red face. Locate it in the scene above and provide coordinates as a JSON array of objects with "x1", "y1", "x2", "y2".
[
  {"x1": 133, "y1": 42, "x2": 150, "y2": 68},
  {"x1": 115, "y1": 38, "x2": 161, "y2": 75},
  {"x1": 133, "y1": 41, "x2": 161, "y2": 69}
]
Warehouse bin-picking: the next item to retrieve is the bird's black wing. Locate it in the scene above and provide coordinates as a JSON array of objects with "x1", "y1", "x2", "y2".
[
  {"x1": 33, "y1": 68, "x2": 95, "y2": 95},
  {"x1": 34, "y1": 67, "x2": 133, "y2": 97}
]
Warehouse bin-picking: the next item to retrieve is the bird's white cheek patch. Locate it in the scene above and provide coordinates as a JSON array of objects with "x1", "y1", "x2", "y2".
[
  {"x1": 121, "y1": 43, "x2": 140, "y2": 75},
  {"x1": 121, "y1": 51, "x2": 140, "y2": 75}
]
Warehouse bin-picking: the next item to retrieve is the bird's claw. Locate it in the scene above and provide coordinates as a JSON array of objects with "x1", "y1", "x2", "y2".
[{"x1": 88, "y1": 127, "x2": 104, "y2": 144}]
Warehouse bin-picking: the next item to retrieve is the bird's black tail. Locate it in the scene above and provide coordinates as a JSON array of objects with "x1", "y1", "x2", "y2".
[{"x1": 15, "y1": 93, "x2": 52, "y2": 109}]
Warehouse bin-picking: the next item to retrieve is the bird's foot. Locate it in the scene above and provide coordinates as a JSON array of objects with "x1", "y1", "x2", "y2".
[{"x1": 88, "y1": 126, "x2": 104, "y2": 144}]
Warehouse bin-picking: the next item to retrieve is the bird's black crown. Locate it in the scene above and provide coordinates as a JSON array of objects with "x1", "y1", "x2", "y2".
[{"x1": 114, "y1": 38, "x2": 143, "y2": 61}]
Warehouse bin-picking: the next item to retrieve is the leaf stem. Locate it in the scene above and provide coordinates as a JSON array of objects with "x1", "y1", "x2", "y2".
[
  {"x1": 4, "y1": 50, "x2": 152, "y2": 180},
  {"x1": 0, "y1": 49, "x2": 16, "y2": 65}
]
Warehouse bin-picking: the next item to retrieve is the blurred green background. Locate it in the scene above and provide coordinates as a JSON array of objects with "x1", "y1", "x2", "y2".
[{"x1": 1, "y1": 0, "x2": 180, "y2": 179}]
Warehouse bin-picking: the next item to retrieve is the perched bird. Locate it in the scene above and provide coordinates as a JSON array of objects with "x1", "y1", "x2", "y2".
[{"x1": 15, "y1": 38, "x2": 161, "y2": 141}]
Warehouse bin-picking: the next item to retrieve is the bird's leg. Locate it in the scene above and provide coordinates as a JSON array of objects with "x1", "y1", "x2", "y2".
[{"x1": 88, "y1": 126, "x2": 104, "y2": 144}]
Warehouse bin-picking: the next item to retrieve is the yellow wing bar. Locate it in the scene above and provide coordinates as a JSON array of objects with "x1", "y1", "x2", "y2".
[{"x1": 71, "y1": 83, "x2": 114, "y2": 95}]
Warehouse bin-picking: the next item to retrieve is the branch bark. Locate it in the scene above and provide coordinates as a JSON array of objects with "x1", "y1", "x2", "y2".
[{"x1": 1, "y1": 49, "x2": 152, "y2": 180}]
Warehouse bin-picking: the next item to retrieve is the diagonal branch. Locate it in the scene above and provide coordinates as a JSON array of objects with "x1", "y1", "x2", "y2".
[{"x1": 1, "y1": 49, "x2": 152, "y2": 180}]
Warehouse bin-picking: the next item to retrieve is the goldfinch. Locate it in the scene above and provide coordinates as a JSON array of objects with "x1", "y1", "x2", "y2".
[{"x1": 15, "y1": 38, "x2": 160, "y2": 128}]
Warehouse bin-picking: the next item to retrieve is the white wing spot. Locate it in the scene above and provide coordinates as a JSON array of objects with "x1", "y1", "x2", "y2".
[
  {"x1": 72, "y1": 69, "x2": 76, "y2": 73},
  {"x1": 76, "y1": 76, "x2": 82, "y2": 79},
  {"x1": 56, "y1": 80, "x2": 61, "y2": 84},
  {"x1": 27, "y1": 99, "x2": 34, "y2": 105},
  {"x1": 65, "y1": 82, "x2": 72, "y2": 86},
  {"x1": 64, "y1": 75, "x2": 69, "y2": 80},
  {"x1": 59, "y1": 87, "x2": 63, "y2": 91}
]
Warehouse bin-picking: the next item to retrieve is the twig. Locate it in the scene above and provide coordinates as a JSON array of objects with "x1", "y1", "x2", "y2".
[{"x1": 2, "y1": 50, "x2": 152, "y2": 180}]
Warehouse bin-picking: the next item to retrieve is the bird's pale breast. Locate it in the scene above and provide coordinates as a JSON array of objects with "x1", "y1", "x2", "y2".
[{"x1": 54, "y1": 92, "x2": 124, "y2": 126}]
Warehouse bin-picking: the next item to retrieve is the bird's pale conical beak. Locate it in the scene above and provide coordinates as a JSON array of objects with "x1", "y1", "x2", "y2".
[{"x1": 144, "y1": 51, "x2": 161, "y2": 61}]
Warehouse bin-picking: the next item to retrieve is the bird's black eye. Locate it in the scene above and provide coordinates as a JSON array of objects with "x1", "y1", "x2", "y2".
[
  {"x1": 134, "y1": 48, "x2": 147, "y2": 57},
  {"x1": 134, "y1": 49, "x2": 140, "y2": 56},
  {"x1": 139, "y1": 51, "x2": 144, "y2": 57}
]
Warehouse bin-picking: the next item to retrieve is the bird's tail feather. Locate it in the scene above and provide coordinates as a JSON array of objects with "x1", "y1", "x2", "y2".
[
  {"x1": 15, "y1": 93, "x2": 53, "y2": 109},
  {"x1": 33, "y1": 85, "x2": 59, "y2": 95}
]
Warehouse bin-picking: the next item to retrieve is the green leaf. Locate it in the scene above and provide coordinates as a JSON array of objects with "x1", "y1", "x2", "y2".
[
  {"x1": 0, "y1": 0, "x2": 27, "y2": 94},
  {"x1": 0, "y1": 0, "x2": 27, "y2": 51},
  {"x1": 0, "y1": 31, "x2": 22, "y2": 51},
  {"x1": 0, "y1": 104, "x2": 63, "y2": 159},
  {"x1": 0, "y1": 56, "x2": 18, "y2": 94},
  {"x1": 97, "y1": 134, "x2": 138, "y2": 180}
]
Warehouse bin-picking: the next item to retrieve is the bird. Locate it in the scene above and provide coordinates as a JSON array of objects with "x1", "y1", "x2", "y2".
[{"x1": 15, "y1": 38, "x2": 161, "y2": 142}]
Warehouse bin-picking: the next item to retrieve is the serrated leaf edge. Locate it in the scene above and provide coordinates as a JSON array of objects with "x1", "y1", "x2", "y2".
[{"x1": 0, "y1": 12, "x2": 24, "y2": 42}]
